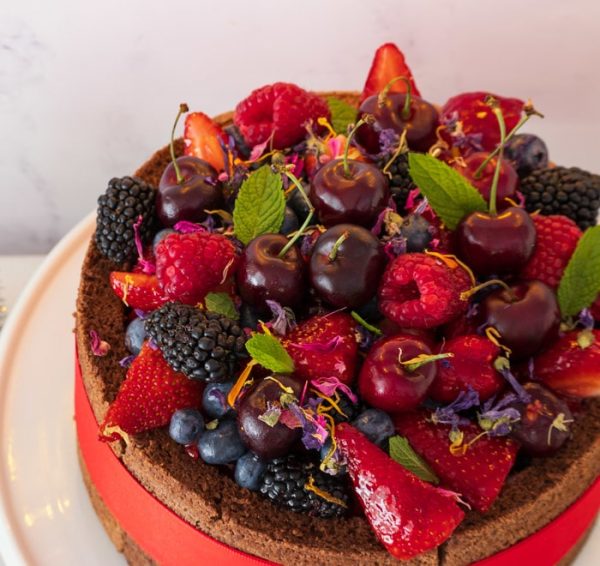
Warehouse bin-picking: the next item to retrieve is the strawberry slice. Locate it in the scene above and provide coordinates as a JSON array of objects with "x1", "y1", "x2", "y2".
[
  {"x1": 360, "y1": 43, "x2": 421, "y2": 103},
  {"x1": 283, "y1": 312, "x2": 358, "y2": 385},
  {"x1": 336, "y1": 423, "x2": 464, "y2": 559},
  {"x1": 184, "y1": 111, "x2": 228, "y2": 172},
  {"x1": 394, "y1": 411, "x2": 518, "y2": 512},
  {"x1": 100, "y1": 342, "x2": 203, "y2": 441},
  {"x1": 534, "y1": 329, "x2": 600, "y2": 398},
  {"x1": 110, "y1": 271, "x2": 168, "y2": 311}
]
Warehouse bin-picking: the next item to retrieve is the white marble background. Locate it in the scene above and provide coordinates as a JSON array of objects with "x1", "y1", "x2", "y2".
[{"x1": 1, "y1": 0, "x2": 599, "y2": 254}]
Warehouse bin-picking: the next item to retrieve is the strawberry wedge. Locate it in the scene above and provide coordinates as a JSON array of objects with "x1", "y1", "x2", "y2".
[
  {"x1": 184, "y1": 111, "x2": 228, "y2": 172},
  {"x1": 394, "y1": 411, "x2": 518, "y2": 512},
  {"x1": 336, "y1": 423, "x2": 464, "y2": 560},
  {"x1": 360, "y1": 43, "x2": 421, "y2": 103},
  {"x1": 110, "y1": 271, "x2": 168, "y2": 311}
]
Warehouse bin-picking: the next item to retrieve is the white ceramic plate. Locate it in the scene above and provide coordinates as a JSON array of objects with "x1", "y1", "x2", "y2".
[{"x1": 0, "y1": 214, "x2": 597, "y2": 565}]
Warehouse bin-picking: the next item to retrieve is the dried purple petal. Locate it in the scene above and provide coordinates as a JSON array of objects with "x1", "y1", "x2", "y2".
[
  {"x1": 89, "y1": 330, "x2": 111, "y2": 357},
  {"x1": 133, "y1": 215, "x2": 156, "y2": 275},
  {"x1": 371, "y1": 207, "x2": 392, "y2": 236},
  {"x1": 218, "y1": 172, "x2": 229, "y2": 182},
  {"x1": 413, "y1": 197, "x2": 429, "y2": 216},
  {"x1": 248, "y1": 139, "x2": 270, "y2": 162},
  {"x1": 134, "y1": 309, "x2": 147, "y2": 319},
  {"x1": 258, "y1": 402, "x2": 282, "y2": 427},
  {"x1": 285, "y1": 403, "x2": 329, "y2": 451},
  {"x1": 579, "y1": 308, "x2": 595, "y2": 330},
  {"x1": 289, "y1": 336, "x2": 342, "y2": 354},
  {"x1": 311, "y1": 376, "x2": 358, "y2": 404},
  {"x1": 431, "y1": 387, "x2": 480, "y2": 430},
  {"x1": 383, "y1": 237, "x2": 407, "y2": 260},
  {"x1": 174, "y1": 220, "x2": 206, "y2": 234},
  {"x1": 119, "y1": 355, "x2": 136, "y2": 368},
  {"x1": 498, "y1": 367, "x2": 532, "y2": 404},
  {"x1": 266, "y1": 300, "x2": 296, "y2": 336},
  {"x1": 478, "y1": 394, "x2": 521, "y2": 437}
]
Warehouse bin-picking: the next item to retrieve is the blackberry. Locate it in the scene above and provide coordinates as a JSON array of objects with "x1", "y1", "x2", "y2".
[
  {"x1": 378, "y1": 153, "x2": 416, "y2": 214},
  {"x1": 258, "y1": 454, "x2": 349, "y2": 518},
  {"x1": 520, "y1": 167, "x2": 600, "y2": 230},
  {"x1": 145, "y1": 303, "x2": 246, "y2": 382},
  {"x1": 95, "y1": 176, "x2": 156, "y2": 264}
]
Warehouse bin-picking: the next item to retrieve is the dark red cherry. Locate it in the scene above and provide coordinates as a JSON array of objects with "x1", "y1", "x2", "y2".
[
  {"x1": 454, "y1": 152, "x2": 518, "y2": 209},
  {"x1": 309, "y1": 224, "x2": 385, "y2": 309},
  {"x1": 456, "y1": 207, "x2": 536, "y2": 276},
  {"x1": 358, "y1": 336, "x2": 440, "y2": 413},
  {"x1": 159, "y1": 155, "x2": 217, "y2": 190},
  {"x1": 502, "y1": 382, "x2": 573, "y2": 456},
  {"x1": 237, "y1": 374, "x2": 304, "y2": 459},
  {"x1": 357, "y1": 93, "x2": 439, "y2": 153},
  {"x1": 310, "y1": 159, "x2": 389, "y2": 228},
  {"x1": 481, "y1": 280, "x2": 560, "y2": 360},
  {"x1": 236, "y1": 234, "x2": 306, "y2": 313}
]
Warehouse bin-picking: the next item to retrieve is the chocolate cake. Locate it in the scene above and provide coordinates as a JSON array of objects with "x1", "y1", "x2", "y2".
[{"x1": 75, "y1": 45, "x2": 600, "y2": 565}]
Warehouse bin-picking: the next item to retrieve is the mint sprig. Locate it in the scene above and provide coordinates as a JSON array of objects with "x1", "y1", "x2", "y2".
[
  {"x1": 408, "y1": 153, "x2": 487, "y2": 230},
  {"x1": 233, "y1": 165, "x2": 285, "y2": 245},
  {"x1": 327, "y1": 97, "x2": 357, "y2": 135},
  {"x1": 558, "y1": 226, "x2": 600, "y2": 317},
  {"x1": 389, "y1": 435, "x2": 439, "y2": 484},
  {"x1": 204, "y1": 292, "x2": 239, "y2": 320},
  {"x1": 245, "y1": 333, "x2": 295, "y2": 374}
]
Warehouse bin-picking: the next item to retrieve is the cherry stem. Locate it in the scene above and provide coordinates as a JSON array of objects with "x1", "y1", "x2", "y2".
[
  {"x1": 170, "y1": 103, "x2": 189, "y2": 185},
  {"x1": 277, "y1": 171, "x2": 314, "y2": 259},
  {"x1": 328, "y1": 231, "x2": 350, "y2": 262},
  {"x1": 378, "y1": 76, "x2": 412, "y2": 120},
  {"x1": 343, "y1": 117, "x2": 369, "y2": 178},
  {"x1": 474, "y1": 102, "x2": 543, "y2": 180},
  {"x1": 485, "y1": 98, "x2": 507, "y2": 216},
  {"x1": 400, "y1": 352, "x2": 454, "y2": 373},
  {"x1": 460, "y1": 278, "x2": 513, "y2": 301}
]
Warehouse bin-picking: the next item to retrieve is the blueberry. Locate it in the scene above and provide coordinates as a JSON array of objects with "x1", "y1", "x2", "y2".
[
  {"x1": 319, "y1": 437, "x2": 347, "y2": 476},
  {"x1": 504, "y1": 133, "x2": 549, "y2": 178},
  {"x1": 169, "y1": 408, "x2": 204, "y2": 445},
  {"x1": 234, "y1": 452, "x2": 267, "y2": 491},
  {"x1": 400, "y1": 215, "x2": 432, "y2": 253},
  {"x1": 202, "y1": 382, "x2": 235, "y2": 419},
  {"x1": 125, "y1": 317, "x2": 146, "y2": 355},
  {"x1": 153, "y1": 228, "x2": 176, "y2": 252},
  {"x1": 287, "y1": 183, "x2": 313, "y2": 223},
  {"x1": 239, "y1": 303, "x2": 261, "y2": 331},
  {"x1": 280, "y1": 206, "x2": 300, "y2": 235},
  {"x1": 352, "y1": 409, "x2": 395, "y2": 446},
  {"x1": 353, "y1": 295, "x2": 383, "y2": 323},
  {"x1": 198, "y1": 419, "x2": 247, "y2": 465}
]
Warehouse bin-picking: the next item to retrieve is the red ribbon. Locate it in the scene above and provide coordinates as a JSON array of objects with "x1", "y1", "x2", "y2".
[{"x1": 75, "y1": 353, "x2": 599, "y2": 565}]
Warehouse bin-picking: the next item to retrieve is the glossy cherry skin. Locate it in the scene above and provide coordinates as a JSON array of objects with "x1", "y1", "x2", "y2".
[
  {"x1": 310, "y1": 159, "x2": 390, "y2": 228},
  {"x1": 358, "y1": 336, "x2": 436, "y2": 413},
  {"x1": 481, "y1": 280, "x2": 560, "y2": 360},
  {"x1": 454, "y1": 152, "x2": 518, "y2": 210},
  {"x1": 236, "y1": 234, "x2": 306, "y2": 313},
  {"x1": 310, "y1": 224, "x2": 385, "y2": 309},
  {"x1": 237, "y1": 374, "x2": 304, "y2": 459},
  {"x1": 157, "y1": 156, "x2": 223, "y2": 227},
  {"x1": 159, "y1": 156, "x2": 217, "y2": 190},
  {"x1": 357, "y1": 93, "x2": 439, "y2": 153},
  {"x1": 456, "y1": 207, "x2": 536, "y2": 276}
]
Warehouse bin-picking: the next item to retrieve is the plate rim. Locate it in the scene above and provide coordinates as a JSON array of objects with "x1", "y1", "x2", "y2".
[{"x1": 0, "y1": 211, "x2": 95, "y2": 565}]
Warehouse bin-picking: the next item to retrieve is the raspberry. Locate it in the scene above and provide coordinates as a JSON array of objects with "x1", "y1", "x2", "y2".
[
  {"x1": 520, "y1": 215, "x2": 581, "y2": 288},
  {"x1": 155, "y1": 232, "x2": 238, "y2": 305},
  {"x1": 233, "y1": 82, "x2": 330, "y2": 149},
  {"x1": 378, "y1": 253, "x2": 471, "y2": 329}
]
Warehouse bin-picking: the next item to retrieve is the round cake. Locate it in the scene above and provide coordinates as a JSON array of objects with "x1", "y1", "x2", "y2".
[{"x1": 75, "y1": 43, "x2": 600, "y2": 565}]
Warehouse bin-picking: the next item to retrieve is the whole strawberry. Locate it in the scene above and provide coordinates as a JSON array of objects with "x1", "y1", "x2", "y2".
[
  {"x1": 283, "y1": 312, "x2": 358, "y2": 385},
  {"x1": 534, "y1": 329, "x2": 600, "y2": 398},
  {"x1": 100, "y1": 342, "x2": 203, "y2": 441},
  {"x1": 521, "y1": 215, "x2": 582, "y2": 288},
  {"x1": 234, "y1": 82, "x2": 330, "y2": 149},
  {"x1": 394, "y1": 411, "x2": 518, "y2": 512},
  {"x1": 335, "y1": 423, "x2": 464, "y2": 559},
  {"x1": 430, "y1": 335, "x2": 504, "y2": 403},
  {"x1": 155, "y1": 231, "x2": 238, "y2": 305},
  {"x1": 378, "y1": 253, "x2": 471, "y2": 329}
]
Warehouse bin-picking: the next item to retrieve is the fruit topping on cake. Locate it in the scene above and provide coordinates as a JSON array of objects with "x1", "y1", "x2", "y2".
[{"x1": 89, "y1": 42, "x2": 600, "y2": 560}]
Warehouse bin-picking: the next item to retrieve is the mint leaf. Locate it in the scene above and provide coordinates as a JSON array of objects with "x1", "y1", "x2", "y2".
[
  {"x1": 408, "y1": 153, "x2": 487, "y2": 230},
  {"x1": 327, "y1": 97, "x2": 357, "y2": 135},
  {"x1": 558, "y1": 226, "x2": 600, "y2": 317},
  {"x1": 388, "y1": 435, "x2": 439, "y2": 484},
  {"x1": 245, "y1": 333, "x2": 295, "y2": 374},
  {"x1": 204, "y1": 292, "x2": 239, "y2": 320},
  {"x1": 233, "y1": 165, "x2": 285, "y2": 245}
]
